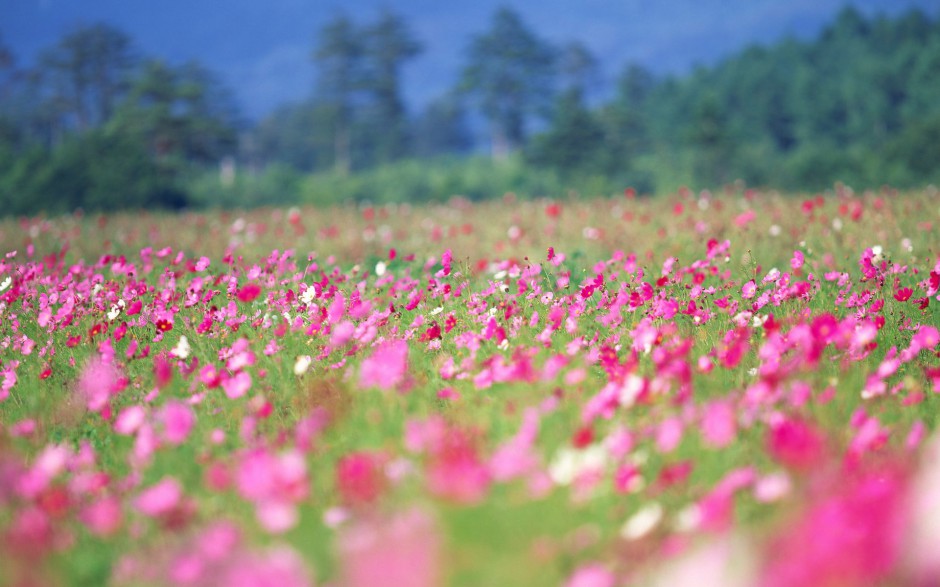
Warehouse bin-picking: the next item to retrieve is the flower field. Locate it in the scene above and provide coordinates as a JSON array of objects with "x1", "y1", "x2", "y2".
[{"x1": 1, "y1": 187, "x2": 940, "y2": 586}]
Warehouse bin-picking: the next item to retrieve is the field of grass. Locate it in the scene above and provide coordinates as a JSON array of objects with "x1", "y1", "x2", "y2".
[{"x1": 1, "y1": 186, "x2": 939, "y2": 586}]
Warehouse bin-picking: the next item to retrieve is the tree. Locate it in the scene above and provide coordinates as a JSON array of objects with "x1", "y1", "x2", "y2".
[
  {"x1": 528, "y1": 42, "x2": 602, "y2": 175},
  {"x1": 36, "y1": 23, "x2": 137, "y2": 132},
  {"x1": 0, "y1": 33, "x2": 20, "y2": 149},
  {"x1": 362, "y1": 9, "x2": 422, "y2": 164},
  {"x1": 593, "y1": 63, "x2": 655, "y2": 174},
  {"x1": 559, "y1": 41, "x2": 600, "y2": 97},
  {"x1": 109, "y1": 59, "x2": 237, "y2": 164},
  {"x1": 414, "y1": 94, "x2": 474, "y2": 158},
  {"x1": 460, "y1": 7, "x2": 556, "y2": 159},
  {"x1": 527, "y1": 88, "x2": 603, "y2": 176},
  {"x1": 312, "y1": 14, "x2": 364, "y2": 175},
  {"x1": 688, "y1": 93, "x2": 735, "y2": 187}
]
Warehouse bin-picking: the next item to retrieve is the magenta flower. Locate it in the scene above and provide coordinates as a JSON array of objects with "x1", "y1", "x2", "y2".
[
  {"x1": 359, "y1": 339, "x2": 408, "y2": 391},
  {"x1": 157, "y1": 400, "x2": 195, "y2": 445},
  {"x1": 76, "y1": 356, "x2": 122, "y2": 413},
  {"x1": 134, "y1": 477, "x2": 183, "y2": 518},
  {"x1": 337, "y1": 508, "x2": 441, "y2": 587}
]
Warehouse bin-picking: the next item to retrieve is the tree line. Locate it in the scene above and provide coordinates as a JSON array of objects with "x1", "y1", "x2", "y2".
[
  {"x1": 2, "y1": 6, "x2": 940, "y2": 215},
  {"x1": 0, "y1": 24, "x2": 239, "y2": 214}
]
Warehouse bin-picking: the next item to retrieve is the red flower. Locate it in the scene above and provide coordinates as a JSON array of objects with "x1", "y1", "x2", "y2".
[
  {"x1": 767, "y1": 418, "x2": 826, "y2": 471},
  {"x1": 894, "y1": 287, "x2": 913, "y2": 302},
  {"x1": 571, "y1": 425, "x2": 594, "y2": 448},
  {"x1": 336, "y1": 452, "x2": 386, "y2": 506},
  {"x1": 420, "y1": 322, "x2": 442, "y2": 342},
  {"x1": 236, "y1": 283, "x2": 262, "y2": 302}
]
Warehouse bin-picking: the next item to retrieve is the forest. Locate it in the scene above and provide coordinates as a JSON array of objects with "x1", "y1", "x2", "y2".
[{"x1": 1, "y1": 6, "x2": 939, "y2": 214}]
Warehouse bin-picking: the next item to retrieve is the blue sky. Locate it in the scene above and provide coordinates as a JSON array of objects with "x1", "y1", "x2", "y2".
[{"x1": 2, "y1": 0, "x2": 937, "y2": 119}]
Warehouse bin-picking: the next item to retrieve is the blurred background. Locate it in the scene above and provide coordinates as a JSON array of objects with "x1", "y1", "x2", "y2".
[{"x1": 1, "y1": 0, "x2": 939, "y2": 214}]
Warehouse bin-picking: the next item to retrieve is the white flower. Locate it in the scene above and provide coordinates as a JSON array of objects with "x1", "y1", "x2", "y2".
[
  {"x1": 300, "y1": 287, "x2": 317, "y2": 305},
  {"x1": 293, "y1": 355, "x2": 312, "y2": 376},
  {"x1": 769, "y1": 224, "x2": 781, "y2": 236},
  {"x1": 0, "y1": 276, "x2": 12, "y2": 292},
  {"x1": 733, "y1": 311, "x2": 753, "y2": 327},
  {"x1": 621, "y1": 502, "x2": 663, "y2": 540},
  {"x1": 107, "y1": 304, "x2": 121, "y2": 321},
  {"x1": 375, "y1": 261, "x2": 387, "y2": 277},
  {"x1": 619, "y1": 374, "x2": 644, "y2": 408},
  {"x1": 832, "y1": 218, "x2": 843, "y2": 231},
  {"x1": 674, "y1": 504, "x2": 702, "y2": 532},
  {"x1": 493, "y1": 270, "x2": 507, "y2": 280},
  {"x1": 170, "y1": 335, "x2": 191, "y2": 359},
  {"x1": 429, "y1": 306, "x2": 443, "y2": 316},
  {"x1": 549, "y1": 445, "x2": 607, "y2": 486}
]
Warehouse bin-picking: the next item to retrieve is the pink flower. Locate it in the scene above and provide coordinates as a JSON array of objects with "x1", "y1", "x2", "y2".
[
  {"x1": 158, "y1": 400, "x2": 195, "y2": 445},
  {"x1": 222, "y1": 370, "x2": 252, "y2": 399},
  {"x1": 331, "y1": 320, "x2": 356, "y2": 347},
  {"x1": 337, "y1": 508, "x2": 441, "y2": 587},
  {"x1": 221, "y1": 547, "x2": 314, "y2": 587},
  {"x1": 80, "y1": 496, "x2": 122, "y2": 536},
  {"x1": 426, "y1": 428, "x2": 490, "y2": 503},
  {"x1": 134, "y1": 477, "x2": 182, "y2": 517},
  {"x1": 336, "y1": 451, "x2": 387, "y2": 506},
  {"x1": 701, "y1": 401, "x2": 736, "y2": 448},
  {"x1": 359, "y1": 339, "x2": 408, "y2": 391},
  {"x1": 767, "y1": 417, "x2": 826, "y2": 471},
  {"x1": 656, "y1": 417, "x2": 684, "y2": 453},
  {"x1": 77, "y1": 356, "x2": 122, "y2": 413},
  {"x1": 790, "y1": 250, "x2": 805, "y2": 270},
  {"x1": 114, "y1": 405, "x2": 147, "y2": 435},
  {"x1": 741, "y1": 280, "x2": 757, "y2": 299},
  {"x1": 235, "y1": 448, "x2": 308, "y2": 533},
  {"x1": 760, "y1": 467, "x2": 907, "y2": 587},
  {"x1": 565, "y1": 564, "x2": 615, "y2": 587}
]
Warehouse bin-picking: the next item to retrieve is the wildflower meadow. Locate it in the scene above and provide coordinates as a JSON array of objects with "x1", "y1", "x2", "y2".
[{"x1": 1, "y1": 186, "x2": 940, "y2": 586}]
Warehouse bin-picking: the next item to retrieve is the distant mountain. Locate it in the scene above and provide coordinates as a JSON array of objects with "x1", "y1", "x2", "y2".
[{"x1": 1, "y1": 0, "x2": 937, "y2": 119}]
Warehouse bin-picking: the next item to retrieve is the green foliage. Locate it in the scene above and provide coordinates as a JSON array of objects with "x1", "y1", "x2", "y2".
[
  {"x1": 0, "y1": 130, "x2": 187, "y2": 215},
  {"x1": 309, "y1": 9, "x2": 422, "y2": 173},
  {"x1": 413, "y1": 94, "x2": 474, "y2": 158},
  {"x1": 537, "y1": 6, "x2": 940, "y2": 192},
  {"x1": 188, "y1": 163, "x2": 304, "y2": 209},
  {"x1": 297, "y1": 156, "x2": 615, "y2": 207},
  {"x1": 36, "y1": 23, "x2": 137, "y2": 131},
  {"x1": 5, "y1": 8, "x2": 940, "y2": 215},
  {"x1": 0, "y1": 23, "x2": 239, "y2": 217},
  {"x1": 460, "y1": 7, "x2": 557, "y2": 156},
  {"x1": 526, "y1": 89, "x2": 603, "y2": 176}
]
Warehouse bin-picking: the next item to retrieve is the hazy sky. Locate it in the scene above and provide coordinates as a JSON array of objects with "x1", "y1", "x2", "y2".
[{"x1": 2, "y1": 0, "x2": 937, "y2": 119}]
